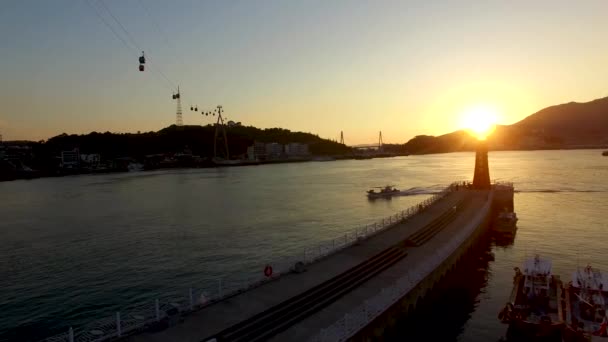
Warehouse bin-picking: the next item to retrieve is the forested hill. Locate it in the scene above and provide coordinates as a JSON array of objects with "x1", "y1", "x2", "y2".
[
  {"x1": 393, "y1": 96, "x2": 608, "y2": 155},
  {"x1": 512, "y1": 96, "x2": 608, "y2": 145},
  {"x1": 36, "y1": 124, "x2": 351, "y2": 158}
]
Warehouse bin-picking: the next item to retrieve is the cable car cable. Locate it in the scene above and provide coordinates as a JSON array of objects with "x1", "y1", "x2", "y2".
[
  {"x1": 83, "y1": 0, "x2": 174, "y2": 90},
  {"x1": 97, "y1": 0, "x2": 176, "y2": 88},
  {"x1": 98, "y1": 0, "x2": 143, "y2": 53}
]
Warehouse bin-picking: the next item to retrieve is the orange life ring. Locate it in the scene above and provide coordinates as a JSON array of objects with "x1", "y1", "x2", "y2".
[{"x1": 264, "y1": 265, "x2": 273, "y2": 277}]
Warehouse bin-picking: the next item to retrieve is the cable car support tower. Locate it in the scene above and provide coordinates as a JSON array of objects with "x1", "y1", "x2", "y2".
[
  {"x1": 172, "y1": 87, "x2": 183, "y2": 126},
  {"x1": 213, "y1": 106, "x2": 229, "y2": 160}
]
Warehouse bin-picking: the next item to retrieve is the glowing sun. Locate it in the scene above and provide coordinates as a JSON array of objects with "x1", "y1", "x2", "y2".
[{"x1": 459, "y1": 105, "x2": 499, "y2": 140}]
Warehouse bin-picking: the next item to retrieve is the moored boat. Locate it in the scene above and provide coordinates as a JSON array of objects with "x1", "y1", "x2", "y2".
[
  {"x1": 602, "y1": 151, "x2": 608, "y2": 156},
  {"x1": 212, "y1": 157, "x2": 260, "y2": 167},
  {"x1": 494, "y1": 209, "x2": 518, "y2": 234},
  {"x1": 498, "y1": 255, "x2": 563, "y2": 338},
  {"x1": 563, "y1": 265, "x2": 608, "y2": 341}
]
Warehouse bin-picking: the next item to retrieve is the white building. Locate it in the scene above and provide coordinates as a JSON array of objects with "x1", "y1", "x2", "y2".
[
  {"x1": 81, "y1": 154, "x2": 101, "y2": 165},
  {"x1": 265, "y1": 143, "x2": 284, "y2": 159},
  {"x1": 285, "y1": 143, "x2": 310, "y2": 157},
  {"x1": 247, "y1": 141, "x2": 266, "y2": 160},
  {"x1": 246, "y1": 146, "x2": 255, "y2": 161},
  {"x1": 61, "y1": 149, "x2": 80, "y2": 168}
]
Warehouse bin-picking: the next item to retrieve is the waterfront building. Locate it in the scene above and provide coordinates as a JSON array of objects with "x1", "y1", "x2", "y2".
[
  {"x1": 80, "y1": 154, "x2": 101, "y2": 165},
  {"x1": 61, "y1": 149, "x2": 80, "y2": 168},
  {"x1": 246, "y1": 146, "x2": 255, "y2": 161},
  {"x1": 285, "y1": 143, "x2": 310, "y2": 157},
  {"x1": 247, "y1": 141, "x2": 266, "y2": 161},
  {"x1": 265, "y1": 142, "x2": 284, "y2": 159}
]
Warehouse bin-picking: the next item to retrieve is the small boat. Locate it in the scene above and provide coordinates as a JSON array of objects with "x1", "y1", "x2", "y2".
[
  {"x1": 498, "y1": 255, "x2": 563, "y2": 338},
  {"x1": 602, "y1": 151, "x2": 608, "y2": 156},
  {"x1": 127, "y1": 162, "x2": 144, "y2": 172},
  {"x1": 367, "y1": 185, "x2": 399, "y2": 199},
  {"x1": 212, "y1": 158, "x2": 260, "y2": 167},
  {"x1": 494, "y1": 209, "x2": 518, "y2": 233},
  {"x1": 563, "y1": 265, "x2": 608, "y2": 341},
  {"x1": 312, "y1": 156, "x2": 335, "y2": 162}
]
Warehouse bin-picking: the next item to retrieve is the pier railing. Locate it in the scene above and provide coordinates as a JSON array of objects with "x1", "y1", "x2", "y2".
[
  {"x1": 308, "y1": 193, "x2": 493, "y2": 342},
  {"x1": 301, "y1": 181, "x2": 464, "y2": 264},
  {"x1": 39, "y1": 182, "x2": 464, "y2": 342}
]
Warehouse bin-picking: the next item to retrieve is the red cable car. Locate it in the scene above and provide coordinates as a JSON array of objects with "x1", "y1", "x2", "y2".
[{"x1": 138, "y1": 52, "x2": 146, "y2": 72}]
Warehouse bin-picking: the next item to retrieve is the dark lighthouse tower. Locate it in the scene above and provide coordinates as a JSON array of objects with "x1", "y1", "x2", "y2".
[{"x1": 472, "y1": 140, "x2": 491, "y2": 189}]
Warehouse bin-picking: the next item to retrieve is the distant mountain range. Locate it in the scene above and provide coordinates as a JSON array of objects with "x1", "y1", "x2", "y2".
[{"x1": 398, "y1": 96, "x2": 608, "y2": 154}]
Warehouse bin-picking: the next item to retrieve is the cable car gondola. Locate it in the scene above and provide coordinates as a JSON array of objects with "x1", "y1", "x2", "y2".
[{"x1": 138, "y1": 51, "x2": 146, "y2": 72}]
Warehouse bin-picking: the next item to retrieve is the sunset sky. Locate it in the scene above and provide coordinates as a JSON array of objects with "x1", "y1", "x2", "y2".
[{"x1": 1, "y1": 1, "x2": 607, "y2": 144}]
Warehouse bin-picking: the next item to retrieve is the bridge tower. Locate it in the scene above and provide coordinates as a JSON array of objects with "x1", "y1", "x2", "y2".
[
  {"x1": 378, "y1": 131, "x2": 383, "y2": 152},
  {"x1": 472, "y1": 140, "x2": 491, "y2": 189},
  {"x1": 339, "y1": 131, "x2": 344, "y2": 145}
]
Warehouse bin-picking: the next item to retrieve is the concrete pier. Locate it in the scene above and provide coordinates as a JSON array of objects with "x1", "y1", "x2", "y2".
[{"x1": 124, "y1": 183, "x2": 512, "y2": 342}]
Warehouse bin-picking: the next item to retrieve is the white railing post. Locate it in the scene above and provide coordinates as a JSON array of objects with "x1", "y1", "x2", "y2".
[
  {"x1": 189, "y1": 287, "x2": 194, "y2": 310},
  {"x1": 68, "y1": 327, "x2": 74, "y2": 342},
  {"x1": 116, "y1": 312, "x2": 121, "y2": 337},
  {"x1": 155, "y1": 299, "x2": 160, "y2": 321}
]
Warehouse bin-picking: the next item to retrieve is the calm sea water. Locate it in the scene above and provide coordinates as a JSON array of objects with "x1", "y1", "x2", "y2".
[{"x1": 1, "y1": 150, "x2": 606, "y2": 341}]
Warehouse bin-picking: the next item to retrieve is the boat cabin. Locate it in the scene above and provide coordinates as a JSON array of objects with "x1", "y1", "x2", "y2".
[{"x1": 567, "y1": 265, "x2": 608, "y2": 333}]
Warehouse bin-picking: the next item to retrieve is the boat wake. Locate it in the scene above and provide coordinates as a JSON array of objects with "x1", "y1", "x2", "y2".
[
  {"x1": 393, "y1": 186, "x2": 444, "y2": 197},
  {"x1": 515, "y1": 189, "x2": 605, "y2": 194}
]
